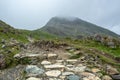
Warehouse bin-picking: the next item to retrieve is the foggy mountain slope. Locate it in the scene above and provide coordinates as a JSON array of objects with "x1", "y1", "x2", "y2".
[{"x1": 40, "y1": 17, "x2": 119, "y2": 38}]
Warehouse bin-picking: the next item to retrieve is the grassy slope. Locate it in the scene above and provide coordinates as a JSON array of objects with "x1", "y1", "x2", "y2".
[{"x1": 0, "y1": 20, "x2": 120, "y2": 68}]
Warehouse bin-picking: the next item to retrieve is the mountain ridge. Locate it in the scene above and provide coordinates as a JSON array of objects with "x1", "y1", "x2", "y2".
[{"x1": 40, "y1": 16, "x2": 119, "y2": 38}]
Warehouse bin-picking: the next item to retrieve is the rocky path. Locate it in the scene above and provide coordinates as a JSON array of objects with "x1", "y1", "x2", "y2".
[{"x1": 0, "y1": 41, "x2": 119, "y2": 80}]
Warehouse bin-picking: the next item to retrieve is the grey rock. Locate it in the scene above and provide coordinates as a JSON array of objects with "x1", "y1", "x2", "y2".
[
  {"x1": 67, "y1": 75, "x2": 81, "y2": 80},
  {"x1": 25, "y1": 65, "x2": 44, "y2": 77},
  {"x1": 111, "y1": 74, "x2": 120, "y2": 80}
]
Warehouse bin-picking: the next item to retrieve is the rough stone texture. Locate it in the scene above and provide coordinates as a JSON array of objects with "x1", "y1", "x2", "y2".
[
  {"x1": 25, "y1": 65, "x2": 44, "y2": 77},
  {"x1": 0, "y1": 65, "x2": 25, "y2": 80},
  {"x1": 45, "y1": 70, "x2": 61, "y2": 77}
]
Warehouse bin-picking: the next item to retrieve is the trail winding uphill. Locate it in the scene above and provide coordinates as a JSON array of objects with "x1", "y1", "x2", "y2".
[{"x1": 0, "y1": 40, "x2": 120, "y2": 80}]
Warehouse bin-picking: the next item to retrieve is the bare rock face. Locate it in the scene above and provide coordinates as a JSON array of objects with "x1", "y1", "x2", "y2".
[{"x1": 0, "y1": 54, "x2": 6, "y2": 69}]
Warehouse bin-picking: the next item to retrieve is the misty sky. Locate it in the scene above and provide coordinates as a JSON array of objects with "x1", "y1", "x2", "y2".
[{"x1": 0, "y1": 0, "x2": 120, "y2": 35}]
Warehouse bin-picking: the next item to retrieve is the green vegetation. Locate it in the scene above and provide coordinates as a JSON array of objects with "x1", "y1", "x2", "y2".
[{"x1": 0, "y1": 19, "x2": 120, "y2": 69}]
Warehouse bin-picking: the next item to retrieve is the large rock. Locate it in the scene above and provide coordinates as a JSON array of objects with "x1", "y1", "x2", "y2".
[
  {"x1": 25, "y1": 65, "x2": 44, "y2": 77},
  {"x1": 45, "y1": 70, "x2": 61, "y2": 77}
]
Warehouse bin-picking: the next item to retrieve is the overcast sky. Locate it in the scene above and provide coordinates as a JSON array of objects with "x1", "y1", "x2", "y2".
[{"x1": 0, "y1": 0, "x2": 120, "y2": 35}]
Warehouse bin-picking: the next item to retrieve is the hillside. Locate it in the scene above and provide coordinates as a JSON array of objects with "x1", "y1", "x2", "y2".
[
  {"x1": 0, "y1": 20, "x2": 120, "y2": 80},
  {"x1": 40, "y1": 17, "x2": 119, "y2": 38}
]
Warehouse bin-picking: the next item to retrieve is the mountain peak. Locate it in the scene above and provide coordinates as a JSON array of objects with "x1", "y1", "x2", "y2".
[{"x1": 41, "y1": 16, "x2": 119, "y2": 38}]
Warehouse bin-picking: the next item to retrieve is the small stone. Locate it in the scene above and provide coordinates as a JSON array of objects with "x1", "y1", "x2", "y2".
[
  {"x1": 41, "y1": 60, "x2": 51, "y2": 65},
  {"x1": 45, "y1": 70, "x2": 61, "y2": 77},
  {"x1": 102, "y1": 75, "x2": 112, "y2": 80},
  {"x1": 62, "y1": 72, "x2": 74, "y2": 76},
  {"x1": 26, "y1": 77, "x2": 40, "y2": 80}
]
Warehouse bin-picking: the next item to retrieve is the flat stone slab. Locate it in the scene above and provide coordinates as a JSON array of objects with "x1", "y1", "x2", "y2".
[
  {"x1": 26, "y1": 77, "x2": 41, "y2": 80},
  {"x1": 44, "y1": 64, "x2": 65, "y2": 69},
  {"x1": 62, "y1": 72, "x2": 74, "y2": 76},
  {"x1": 66, "y1": 66, "x2": 86, "y2": 72},
  {"x1": 41, "y1": 60, "x2": 51, "y2": 65},
  {"x1": 45, "y1": 70, "x2": 61, "y2": 77}
]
